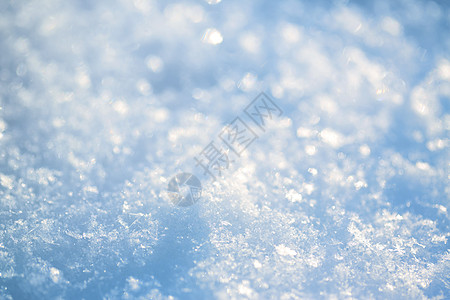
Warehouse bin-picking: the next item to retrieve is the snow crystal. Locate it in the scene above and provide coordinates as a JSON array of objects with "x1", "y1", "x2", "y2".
[
  {"x1": 202, "y1": 28, "x2": 223, "y2": 45},
  {"x1": 275, "y1": 244, "x2": 298, "y2": 257}
]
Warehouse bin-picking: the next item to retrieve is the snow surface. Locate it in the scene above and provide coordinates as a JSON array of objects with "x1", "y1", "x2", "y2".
[{"x1": 0, "y1": 0, "x2": 449, "y2": 299}]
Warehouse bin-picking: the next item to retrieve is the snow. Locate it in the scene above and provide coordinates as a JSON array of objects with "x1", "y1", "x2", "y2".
[{"x1": 0, "y1": 0, "x2": 449, "y2": 299}]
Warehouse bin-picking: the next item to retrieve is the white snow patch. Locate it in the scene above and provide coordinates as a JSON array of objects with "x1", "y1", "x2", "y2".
[{"x1": 276, "y1": 244, "x2": 297, "y2": 256}]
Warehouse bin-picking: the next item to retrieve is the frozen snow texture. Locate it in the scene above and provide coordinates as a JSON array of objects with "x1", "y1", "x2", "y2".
[{"x1": 0, "y1": 0, "x2": 449, "y2": 299}]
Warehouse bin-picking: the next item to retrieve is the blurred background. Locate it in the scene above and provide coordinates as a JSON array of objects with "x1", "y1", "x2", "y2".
[{"x1": 0, "y1": 0, "x2": 449, "y2": 299}]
